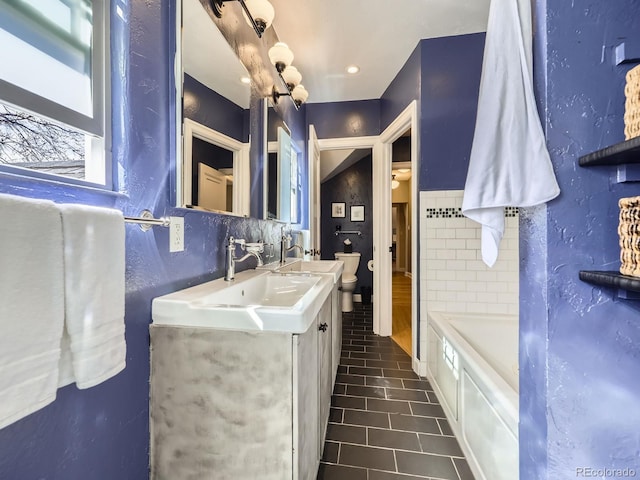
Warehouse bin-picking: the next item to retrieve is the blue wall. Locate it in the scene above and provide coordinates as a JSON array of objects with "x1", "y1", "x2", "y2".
[
  {"x1": 522, "y1": 1, "x2": 640, "y2": 478},
  {"x1": 306, "y1": 33, "x2": 485, "y2": 190},
  {"x1": 183, "y1": 73, "x2": 249, "y2": 142},
  {"x1": 381, "y1": 43, "x2": 422, "y2": 131},
  {"x1": 418, "y1": 34, "x2": 485, "y2": 190},
  {"x1": 306, "y1": 100, "x2": 381, "y2": 139},
  {"x1": 0, "y1": 1, "x2": 296, "y2": 477},
  {"x1": 380, "y1": 34, "x2": 486, "y2": 191}
]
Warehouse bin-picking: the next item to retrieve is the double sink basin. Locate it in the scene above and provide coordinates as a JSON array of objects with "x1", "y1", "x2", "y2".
[{"x1": 152, "y1": 259, "x2": 344, "y2": 334}]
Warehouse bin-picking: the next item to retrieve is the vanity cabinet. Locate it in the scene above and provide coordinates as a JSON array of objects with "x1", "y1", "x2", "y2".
[
  {"x1": 317, "y1": 296, "x2": 332, "y2": 455},
  {"x1": 150, "y1": 294, "x2": 334, "y2": 480}
]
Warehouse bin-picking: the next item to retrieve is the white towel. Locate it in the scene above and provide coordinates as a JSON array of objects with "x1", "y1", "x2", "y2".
[
  {"x1": 0, "y1": 193, "x2": 64, "y2": 429},
  {"x1": 58, "y1": 204, "x2": 126, "y2": 389},
  {"x1": 461, "y1": 0, "x2": 560, "y2": 267}
]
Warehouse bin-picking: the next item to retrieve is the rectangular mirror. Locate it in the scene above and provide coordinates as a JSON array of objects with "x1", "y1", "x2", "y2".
[
  {"x1": 178, "y1": 0, "x2": 251, "y2": 216},
  {"x1": 276, "y1": 127, "x2": 292, "y2": 222},
  {"x1": 265, "y1": 103, "x2": 301, "y2": 223}
]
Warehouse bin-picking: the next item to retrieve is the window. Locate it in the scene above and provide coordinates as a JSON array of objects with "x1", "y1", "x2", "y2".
[
  {"x1": 0, "y1": 0, "x2": 110, "y2": 185},
  {"x1": 442, "y1": 337, "x2": 459, "y2": 380}
]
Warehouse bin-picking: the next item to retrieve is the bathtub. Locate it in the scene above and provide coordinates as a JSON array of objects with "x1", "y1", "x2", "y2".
[{"x1": 427, "y1": 311, "x2": 519, "y2": 480}]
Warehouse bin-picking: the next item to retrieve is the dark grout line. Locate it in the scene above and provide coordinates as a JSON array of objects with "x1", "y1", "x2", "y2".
[{"x1": 318, "y1": 304, "x2": 474, "y2": 480}]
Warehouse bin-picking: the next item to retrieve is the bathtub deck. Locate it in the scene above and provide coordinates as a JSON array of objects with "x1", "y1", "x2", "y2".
[{"x1": 317, "y1": 304, "x2": 475, "y2": 480}]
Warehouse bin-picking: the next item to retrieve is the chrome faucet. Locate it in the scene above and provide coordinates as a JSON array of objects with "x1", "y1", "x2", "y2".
[
  {"x1": 280, "y1": 226, "x2": 304, "y2": 265},
  {"x1": 225, "y1": 236, "x2": 263, "y2": 281}
]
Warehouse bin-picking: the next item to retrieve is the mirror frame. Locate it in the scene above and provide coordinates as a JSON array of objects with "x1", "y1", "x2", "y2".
[
  {"x1": 175, "y1": 0, "x2": 252, "y2": 217},
  {"x1": 182, "y1": 118, "x2": 250, "y2": 216}
]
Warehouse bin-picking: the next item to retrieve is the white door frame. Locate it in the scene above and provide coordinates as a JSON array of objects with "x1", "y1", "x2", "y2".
[
  {"x1": 379, "y1": 101, "x2": 419, "y2": 371},
  {"x1": 310, "y1": 100, "x2": 418, "y2": 371},
  {"x1": 182, "y1": 118, "x2": 250, "y2": 216}
]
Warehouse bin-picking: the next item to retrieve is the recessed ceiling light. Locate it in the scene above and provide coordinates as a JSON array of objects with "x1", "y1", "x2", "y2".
[
  {"x1": 346, "y1": 65, "x2": 360, "y2": 75},
  {"x1": 240, "y1": 76, "x2": 251, "y2": 85}
]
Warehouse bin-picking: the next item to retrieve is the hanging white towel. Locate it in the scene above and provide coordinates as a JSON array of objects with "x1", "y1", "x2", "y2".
[
  {"x1": 58, "y1": 204, "x2": 126, "y2": 389},
  {"x1": 461, "y1": 0, "x2": 560, "y2": 267},
  {"x1": 0, "y1": 193, "x2": 64, "y2": 429}
]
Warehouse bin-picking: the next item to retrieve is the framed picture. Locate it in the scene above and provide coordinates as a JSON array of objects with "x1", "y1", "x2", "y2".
[
  {"x1": 351, "y1": 205, "x2": 365, "y2": 222},
  {"x1": 331, "y1": 202, "x2": 346, "y2": 218}
]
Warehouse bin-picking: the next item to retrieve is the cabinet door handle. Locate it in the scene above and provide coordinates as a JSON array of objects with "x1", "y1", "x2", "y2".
[{"x1": 318, "y1": 322, "x2": 328, "y2": 332}]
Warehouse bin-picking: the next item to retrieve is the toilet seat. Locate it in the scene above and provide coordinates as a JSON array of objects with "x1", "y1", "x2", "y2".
[{"x1": 342, "y1": 274, "x2": 357, "y2": 284}]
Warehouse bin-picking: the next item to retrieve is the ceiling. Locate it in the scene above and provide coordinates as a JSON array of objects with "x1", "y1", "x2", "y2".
[
  {"x1": 269, "y1": 0, "x2": 491, "y2": 104},
  {"x1": 183, "y1": 0, "x2": 252, "y2": 108},
  {"x1": 183, "y1": 0, "x2": 491, "y2": 181},
  {"x1": 183, "y1": 0, "x2": 490, "y2": 106}
]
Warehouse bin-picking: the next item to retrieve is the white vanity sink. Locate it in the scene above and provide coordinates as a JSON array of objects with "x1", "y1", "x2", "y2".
[
  {"x1": 261, "y1": 259, "x2": 344, "y2": 283},
  {"x1": 152, "y1": 269, "x2": 333, "y2": 333}
]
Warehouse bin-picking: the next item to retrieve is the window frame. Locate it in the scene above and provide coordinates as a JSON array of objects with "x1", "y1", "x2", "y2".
[{"x1": 0, "y1": 0, "x2": 112, "y2": 188}]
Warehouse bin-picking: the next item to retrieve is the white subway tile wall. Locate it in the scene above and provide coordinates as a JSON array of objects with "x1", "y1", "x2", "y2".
[{"x1": 419, "y1": 190, "x2": 519, "y2": 329}]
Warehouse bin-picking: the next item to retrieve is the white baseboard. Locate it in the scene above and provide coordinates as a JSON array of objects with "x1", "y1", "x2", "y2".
[
  {"x1": 414, "y1": 358, "x2": 427, "y2": 377},
  {"x1": 353, "y1": 294, "x2": 374, "y2": 303}
]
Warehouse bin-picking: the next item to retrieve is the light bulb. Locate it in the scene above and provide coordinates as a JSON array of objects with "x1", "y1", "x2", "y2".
[
  {"x1": 243, "y1": 0, "x2": 275, "y2": 34},
  {"x1": 281, "y1": 66, "x2": 302, "y2": 90},
  {"x1": 268, "y1": 42, "x2": 294, "y2": 73},
  {"x1": 291, "y1": 84, "x2": 309, "y2": 106}
]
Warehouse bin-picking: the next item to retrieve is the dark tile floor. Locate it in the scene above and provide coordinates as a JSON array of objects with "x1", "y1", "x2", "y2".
[{"x1": 317, "y1": 304, "x2": 475, "y2": 480}]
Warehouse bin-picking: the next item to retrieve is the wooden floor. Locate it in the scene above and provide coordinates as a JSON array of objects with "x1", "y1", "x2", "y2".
[{"x1": 391, "y1": 272, "x2": 412, "y2": 356}]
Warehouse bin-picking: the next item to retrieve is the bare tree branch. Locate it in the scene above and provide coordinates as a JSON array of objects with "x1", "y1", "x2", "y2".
[{"x1": 0, "y1": 103, "x2": 85, "y2": 165}]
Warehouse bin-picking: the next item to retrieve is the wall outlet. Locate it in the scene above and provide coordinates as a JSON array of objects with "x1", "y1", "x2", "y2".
[{"x1": 169, "y1": 216, "x2": 184, "y2": 252}]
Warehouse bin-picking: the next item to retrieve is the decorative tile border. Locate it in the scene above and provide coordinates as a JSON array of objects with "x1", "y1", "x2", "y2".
[
  {"x1": 505, "y1": 207, "x2": 519, "y2": 218},
  {"x1": 425, "y1": 206, "x2": 520, "y2": 219}
]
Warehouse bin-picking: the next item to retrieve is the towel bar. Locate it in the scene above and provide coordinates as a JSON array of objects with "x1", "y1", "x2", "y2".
[
  {"x1": 335, "y1": 230, "x2": 362, "y2": 236},
  {"x1": 124, "y1": 209, "x2": 171, "y2": 231}
]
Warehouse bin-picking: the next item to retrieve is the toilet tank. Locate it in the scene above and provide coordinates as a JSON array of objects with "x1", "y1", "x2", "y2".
[{"x1": 334, "y1": 252, "x2": 360, "y2": 275}]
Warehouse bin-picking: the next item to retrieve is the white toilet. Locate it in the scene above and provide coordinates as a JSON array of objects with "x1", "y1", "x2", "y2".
[{"x1": 334, "y1": 252, "x2": 361, "y2": 312}]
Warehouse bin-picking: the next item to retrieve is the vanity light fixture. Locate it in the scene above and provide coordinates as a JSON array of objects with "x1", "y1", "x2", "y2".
[
  {"x1": 210, "y1": 0, "x2": 275, "y2": 38},
  {"x1": 268, "y1": 42, "x2": 294, "y2": 73},
  {"x1": 272, "y1": 64, "x2": 307, "y2": 109},
  {"x1": 269, "y1": 42, "x2": 308, "y2": 109},
  {"x1": 391, "y1": 175, "x2": 400, "y2": 190}
]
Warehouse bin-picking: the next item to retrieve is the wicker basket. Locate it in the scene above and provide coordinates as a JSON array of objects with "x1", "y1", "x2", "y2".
[
  {"x1": 618, "y1": 196, "x2": 640, "y2": 276},
  {"x1": 625, "y1": 65, "x2": 640, "y2": 140}
]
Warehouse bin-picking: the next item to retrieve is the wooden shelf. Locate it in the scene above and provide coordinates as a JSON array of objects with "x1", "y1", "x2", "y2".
[
  {"x1": 578, "y1": 137, "x2": 640, "y2": 167},
  {"x1": 578, "y1": 139, "x2": 640, "y2": 297},
  {"x1": 579, "y1": 270, "x2": 640, "y2": 298}
]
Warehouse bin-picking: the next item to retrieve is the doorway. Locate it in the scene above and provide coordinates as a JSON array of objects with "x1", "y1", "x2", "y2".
[
  {"x1": 378, "y1": 101, "x2": 418, "y2": 372},
  {"x1": 317, "y1": 147, "x2": 374, "y2": 303},
  {"x1": 308, "y1": 100, "x2": 419, "y2": 372},
  {"x1": 390, "y1": 144, "x2": 413, "y2": 355}
]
